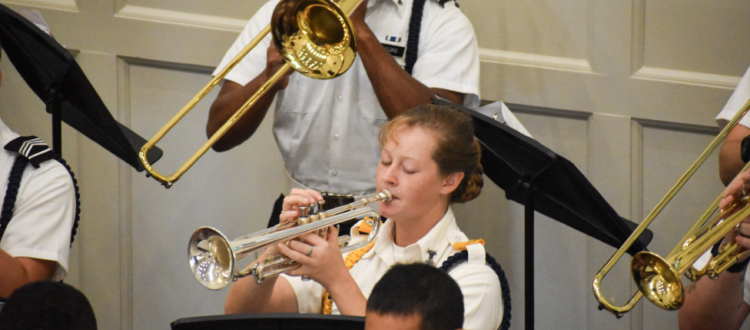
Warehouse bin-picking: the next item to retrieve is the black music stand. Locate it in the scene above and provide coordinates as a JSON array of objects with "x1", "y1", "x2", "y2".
[
  {"x1": 433, "y1": 99, "x2": 653, "y2": 330},
  {"x1": 0, "y1": 5, "x2": 162, "y2": 169},
  {"x1": 172, "y1": 313, "x2": 365, "y2": 330}
]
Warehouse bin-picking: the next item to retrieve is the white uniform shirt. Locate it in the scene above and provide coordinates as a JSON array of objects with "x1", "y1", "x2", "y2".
[
  {"x1": 0, "y1": 118, "x2": 75, "y2": 281},
  {"x1": 214, "y1": 0, "x2": 480, "y2": 195},
  {"x1": 716, "y1": 66, "x2": 750, "y2": 129},
  {"x1": 743, "y1": 264, "x2": 750, "y2": 306},
  {"x1": 284, "y1": 207, "x2": 503, "y2": 330}
]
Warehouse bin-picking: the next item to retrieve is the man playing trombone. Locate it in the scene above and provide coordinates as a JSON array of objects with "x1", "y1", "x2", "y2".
[
  {"x1": 678, "y1": 63, "x2": 750, "y2": 329},
  {"x1": 205, "y1": 0, "x2": 480, "y2": 227}
]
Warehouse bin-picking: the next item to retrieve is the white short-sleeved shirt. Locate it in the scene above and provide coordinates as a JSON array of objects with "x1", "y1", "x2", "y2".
[
  {"x1": 214, "y1": 0, "x2": 480, "y2": 195},
  {"x1": 743, "y1": 264, "x2": 750, "y2": 306},
  {"x1": 716, "y1": 66, "x2": 750, "y2": 130},
  {"x1": 283, "y1": 207, "x2": 503, "y2": 330},
  {"x1": 0, "y1": 118, "x2": 75, "y2": 281}
]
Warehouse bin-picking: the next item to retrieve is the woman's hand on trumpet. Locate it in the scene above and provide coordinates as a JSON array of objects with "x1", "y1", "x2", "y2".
[
  {"x1": 279, "y1": 188, "x2": 323, "y2": 223},
  {"x1": 277, "y1": 226, "x2": 349, "y2": 286},
  {"x1": 275, "y1": 188, "x2": 368, "y2": 315},
  {"x1": 278, "y1": 189, "x2": 349, "y2": 286}
]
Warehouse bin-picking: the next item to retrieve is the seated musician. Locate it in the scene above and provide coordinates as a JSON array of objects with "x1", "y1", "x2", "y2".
[
  {"x1": 224, "y1": 104, "x2": 503, "y2": 329},
  {"x1": 0, "y1": 41, "x2": 77, "y2": 305},
  {"x1": 678, "y1": 168, "x2": 750, "y2": 329},
  {"x1": 365, "y1": 263, "x2": 464, "y2": 330}
]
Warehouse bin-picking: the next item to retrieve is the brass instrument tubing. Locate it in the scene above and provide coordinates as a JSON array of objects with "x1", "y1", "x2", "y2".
[{"x1": 593, "y1": 97, "x2": 750, "y2": 317}]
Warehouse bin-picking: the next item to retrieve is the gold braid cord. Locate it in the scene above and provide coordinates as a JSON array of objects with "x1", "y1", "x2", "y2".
[
  {"x1": 322, "y1": 218, "x2": 377, "y2": 315},
  {"x1": 320, "y1": 218, "x2": 484, "y2": 314},
  {"x1": 453, "y1": 238, "x2": 485, "y2": 251}
]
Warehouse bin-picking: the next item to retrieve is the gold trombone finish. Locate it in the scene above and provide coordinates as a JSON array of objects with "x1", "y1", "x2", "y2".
[
  {"x1": 139, "y1": 0, "x2": 362, "y2": 188},
  {"x1": 592, "y1": 98, "x2": 750, "y2": 318}
]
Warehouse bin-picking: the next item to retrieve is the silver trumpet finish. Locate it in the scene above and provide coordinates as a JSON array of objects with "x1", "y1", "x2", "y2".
[{"x1": 188, "y1": 190, "x2": 391, "y2": 289}]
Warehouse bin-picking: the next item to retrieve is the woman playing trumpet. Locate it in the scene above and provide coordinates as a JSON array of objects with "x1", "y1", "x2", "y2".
[{"x1": 224, "y1": 104, "x2": 503, "y2": 330}]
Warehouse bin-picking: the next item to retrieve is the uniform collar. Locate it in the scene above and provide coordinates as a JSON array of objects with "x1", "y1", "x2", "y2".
[
  {"x1": 370, "y1": 207, "x2": 464, "y2": 265},
  {"x1": 367, "y1": 0, "x2": 407, "y2": 19}
]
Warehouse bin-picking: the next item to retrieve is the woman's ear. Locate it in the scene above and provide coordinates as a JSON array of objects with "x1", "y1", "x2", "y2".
[{"x1": 440, "y1": 172, "x2": 464, "y2": 195}]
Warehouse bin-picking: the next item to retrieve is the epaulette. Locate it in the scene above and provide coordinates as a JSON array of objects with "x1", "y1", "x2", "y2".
[{"x1": 0, "y1": 136, "x2": 81, "y2": 246}]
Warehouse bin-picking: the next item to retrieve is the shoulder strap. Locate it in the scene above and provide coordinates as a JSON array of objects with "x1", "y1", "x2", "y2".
[
  {"x1": 0, "y1": 136, "x2": 81, "y2": 246},
  {"x1": 404, "y1": 0, "x2": 460, "y2": 76},
  {"x1": 440, "y1": 250, "x2": 512, "y2": 330},
  {"x1": 404, "y1": 0, "x2": 426, "y2": 75},
  {"x1": 0, "y1": 155, "x2": 29, "y2": 241}
]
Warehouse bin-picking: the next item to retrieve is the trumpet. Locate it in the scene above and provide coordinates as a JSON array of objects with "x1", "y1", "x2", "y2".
[
  {"x1": 139, "y1": 0, "x2": 363, "y2": 188},
  {"x1": 188, "y1": 190, "x2": 391, "y2": 289},
  {"x1": 592, "y1": 98, "x2": 750, "y2": 318}
]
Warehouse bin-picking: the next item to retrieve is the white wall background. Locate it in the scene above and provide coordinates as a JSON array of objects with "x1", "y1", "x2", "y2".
[{"x1": 0, "y1": 0, "x2": 748, "y2": 329}]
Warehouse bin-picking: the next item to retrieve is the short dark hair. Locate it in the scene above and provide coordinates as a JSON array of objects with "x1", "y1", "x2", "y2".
[
  {"x1": 0, "y1": 281, "x2": 97, "y2": 330},
  {"x1": 367, "y1": 263, "x2": 464, "y2": 330}
]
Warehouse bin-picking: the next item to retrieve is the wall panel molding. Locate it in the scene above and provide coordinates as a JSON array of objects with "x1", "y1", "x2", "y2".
[
  {"x1": 479, "y1": 48, "x2": 595, "y2": 74},
  {"x1": 506, "y1": 102, "x2": 592, "y2": 120},
  {"x1": 1, "y1": 0, "x2": 77, "y2": 12},
  {"x1": 120, "y1": 56, "x2": 215, "y2": 75},
  {"x1": 115, "y1": 5, "x2": 246, "y2": 32},
  {"x1": 629, "y1": 118, "x2": 645, "y2": 330},
  {"x1": 634, "y1": 117, "x2": 721, "y2": 135},
  {"x1": 116, "y1": 56, "x2": 133, "y2": 330},
  {"x1": 630, "y1": 0, "x2": 645, "y2": 75},
  {"x1": 632, "y1": 66, "x2": 740, "y2": 90}
]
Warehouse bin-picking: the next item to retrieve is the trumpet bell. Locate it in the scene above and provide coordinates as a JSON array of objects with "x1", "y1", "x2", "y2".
[
  {"x1": 631, "y1": 251, "x2": 684, "y2": 310},
  {"x1": 188, "y1": 227, "x2": 235, "y2": 290}
]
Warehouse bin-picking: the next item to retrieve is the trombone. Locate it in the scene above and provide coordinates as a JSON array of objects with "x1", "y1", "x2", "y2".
[
  {"x1": 188, "y1": 190, "x2": 391, "y2": 289},
  {"x1": 593, "y1": 98, "x2": 750, "y2": 318},
  {"x1": 139, "y1": 0, "x2": 363, "y2": 188}
]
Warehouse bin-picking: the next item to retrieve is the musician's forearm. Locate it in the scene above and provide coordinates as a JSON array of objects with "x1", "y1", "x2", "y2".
[
  {"x1": 225, "y1": 276, "x2": 274, "y2": 314},
  {"x1": 207, "y1": 76, "x2": 280, "y2": 152},
  {"x1": 679, "y1": 272, "x2": 748, "y2": 330},
  {"x1": 326, "y1": 276, "x2": 367, "y2": 316},
  {"x1": 720, "y1": 140, "x2": 747, "y2": 186},
  {"x1": 719, "y1": 124, "x2": 750, "y2": 186},
  {"x1": 0, "y1": 250, "x2": 55, "y2": 298},
  {"x1": 355, "y1": 24, "x2": 435, "y2": 118}
]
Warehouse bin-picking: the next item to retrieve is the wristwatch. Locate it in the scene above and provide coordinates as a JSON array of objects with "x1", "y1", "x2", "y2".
[{"x1": 741, "y1": 135, "x2": 750, "y2": 163}]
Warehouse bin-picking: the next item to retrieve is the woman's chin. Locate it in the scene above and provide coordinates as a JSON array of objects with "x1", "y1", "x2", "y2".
[{"x1": 378, "y1": 200, "x2": 399, "y2": 219}]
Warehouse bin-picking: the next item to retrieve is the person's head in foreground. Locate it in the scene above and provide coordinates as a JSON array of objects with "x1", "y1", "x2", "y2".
[
  {"x1": 0, "y1": 281, "x2": 97, "y2": 330},
  {"x1": 365, "y1": 263, "x2": 464, "y2": 330}
]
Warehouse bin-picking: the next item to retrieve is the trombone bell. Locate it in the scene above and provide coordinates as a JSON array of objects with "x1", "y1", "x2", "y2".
[{"x1": 631, "y1": 251, "x2": 684, "y2": 310}]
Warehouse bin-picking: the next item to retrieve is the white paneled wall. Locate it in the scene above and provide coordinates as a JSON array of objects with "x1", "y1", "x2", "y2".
[{"x1": 0, "y1": 0, "x2": 748, "y2": 329}]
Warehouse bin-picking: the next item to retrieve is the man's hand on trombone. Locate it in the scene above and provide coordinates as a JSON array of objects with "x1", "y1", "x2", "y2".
[{"x1": 719, "y1": 169, "x2": 750, "y2": 251}]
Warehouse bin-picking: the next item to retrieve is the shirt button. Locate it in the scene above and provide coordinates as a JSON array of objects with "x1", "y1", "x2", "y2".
[
  {"x1": 332, "y1": 170, "x2": 338, "y2": 176},
  {"x1": 337, "y1": 95, "x2": 343, "y2": 102},
  {"x1": 334, "y1": 133, "x2": 339, "y2": 139}
]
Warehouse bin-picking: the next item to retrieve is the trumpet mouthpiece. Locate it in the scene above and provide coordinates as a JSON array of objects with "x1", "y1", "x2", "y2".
[{"x1": 379, "y1": 189, "x2": 392, "y2": 203}]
